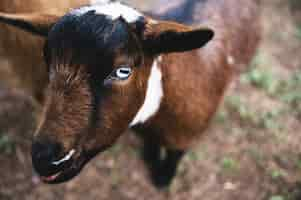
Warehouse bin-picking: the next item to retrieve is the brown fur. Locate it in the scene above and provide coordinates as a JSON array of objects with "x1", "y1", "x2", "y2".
[
  {"x1": 0, "y1": 0, "x2": 261, "y2": 185},
  {"x1": 0, "y1": 0, "x2": 89, "y2": 100},
  {"x1": 140, "y1": 0, "x2": 261, "y2": 149}
]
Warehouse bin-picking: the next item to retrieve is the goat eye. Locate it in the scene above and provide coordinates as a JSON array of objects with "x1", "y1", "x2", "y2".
[{"x1": 114, "y1": 67, "x2": 132, "y2": 80}]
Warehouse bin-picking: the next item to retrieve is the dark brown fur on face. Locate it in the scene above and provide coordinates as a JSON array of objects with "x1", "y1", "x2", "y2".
[{"x1": 0, "y1": 0, "x2": 261, "y2": 188}]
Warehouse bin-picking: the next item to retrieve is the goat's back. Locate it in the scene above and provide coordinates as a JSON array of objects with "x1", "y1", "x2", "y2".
[
  {"x1": 146, "y1": 0, "x2": 261, "y2": 149},
  {"x1": 153, "y1": 0, "x2": 261, "y2": 72}
]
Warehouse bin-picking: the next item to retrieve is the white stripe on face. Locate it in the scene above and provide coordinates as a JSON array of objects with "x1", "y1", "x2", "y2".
[
  {"x1": 72, "y1": 2, "x2": 142, "y2": 23},
  {"x1": 52, "y1": 149, "x2": 76, "y2": 166},
  {"x1": 130, "y1": 56, "x2": 164, "y2": 127}
]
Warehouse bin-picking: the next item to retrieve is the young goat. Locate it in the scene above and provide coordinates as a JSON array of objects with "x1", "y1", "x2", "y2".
[{"x1": 0, "y1": 0, "x2": 261, "y2": 188}]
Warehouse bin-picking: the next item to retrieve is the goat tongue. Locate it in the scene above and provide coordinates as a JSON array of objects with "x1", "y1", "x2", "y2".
[{"x1": 41, "y1": 172, "x2": 61, "y2": 182}]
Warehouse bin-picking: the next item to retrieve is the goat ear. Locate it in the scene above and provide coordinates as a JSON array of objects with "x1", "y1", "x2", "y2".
[
  {"x1": 143, "y1": 20, "x2": 214, "y2": 54},
  {"x1": 0, "y1": 12, "x2": 62, "y2": 37}
]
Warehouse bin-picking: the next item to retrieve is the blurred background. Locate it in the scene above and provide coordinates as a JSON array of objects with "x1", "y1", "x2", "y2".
[{"x1": 0, "y1": 0, "x2": 301, "y2": 200}]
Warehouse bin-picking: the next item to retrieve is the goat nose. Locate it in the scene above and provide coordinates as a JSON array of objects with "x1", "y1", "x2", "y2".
[{"x1": 31, "y1": 141, "x2": 62, "y2": 176}]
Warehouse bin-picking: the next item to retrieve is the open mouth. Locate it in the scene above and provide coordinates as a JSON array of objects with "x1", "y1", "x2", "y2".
[
  {"x1": 40, "y1": 153, "x2": 89, "y2": 184},
  {"x1": 40, "y1": 164, "x2": 81, "y2": 184},
  {"x1": 36, "y1": 148, "x2": 104, "y2": 184},
  {"x1": 41, "y1": 171, "x2": 62, "y2": 182},
  {"x1": 39, "y1": 150, "x2": 84, "y2": 184}
]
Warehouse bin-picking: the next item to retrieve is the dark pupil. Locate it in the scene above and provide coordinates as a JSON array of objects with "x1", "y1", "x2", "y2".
[{"x1": 120, "y1": 69, "x2": 129, "y2": 74}]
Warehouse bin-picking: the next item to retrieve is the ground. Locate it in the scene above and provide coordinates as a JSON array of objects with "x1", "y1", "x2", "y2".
[{"x1": 0, "y1": 1, "x2": 301, "y2": 200}]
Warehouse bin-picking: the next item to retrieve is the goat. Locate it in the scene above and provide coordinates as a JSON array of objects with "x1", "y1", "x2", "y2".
[
  {"x1": 0, "y1": 0, "x2": 261, "y2": 188},
  {"x1": 0, "y1": 0, "x2": 103, "y2": 101}
]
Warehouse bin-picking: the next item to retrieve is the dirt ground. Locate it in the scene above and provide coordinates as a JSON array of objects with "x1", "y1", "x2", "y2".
[{"x1": 0, "y1": 1, "x2": 301, "y2": 200}]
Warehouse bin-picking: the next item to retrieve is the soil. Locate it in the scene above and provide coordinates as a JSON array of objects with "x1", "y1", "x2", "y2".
[{"x1": 0, "y1": 1, "x2": 301, "y2": 200}]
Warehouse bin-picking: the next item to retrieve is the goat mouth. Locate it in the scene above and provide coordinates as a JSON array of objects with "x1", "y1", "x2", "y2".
[
  {"x1": 40, "y1": 157, "x2": 85, "y2": 184},
  {"x1": 41, "y1": 171, "x2": 62, "y2": 182},
  {"x1": 39, "y1": 148, "x2": 103, "y2": 184}
]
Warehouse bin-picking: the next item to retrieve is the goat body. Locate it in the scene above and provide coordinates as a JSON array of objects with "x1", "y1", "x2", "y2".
[
  {"x1": 0, "y1": 0, "x2": 261, "y2": 188},
  {"x1": 144, "y1": 0, "x2": 261, "y2": 149}
]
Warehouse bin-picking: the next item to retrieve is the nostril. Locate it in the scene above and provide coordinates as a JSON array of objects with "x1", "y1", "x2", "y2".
[
  {"x1": 32, "y1": 141, "x2": 61, "y2": 162},
  {"x1": 31, "y1": 141, "x2": 62, "y2": 176}
]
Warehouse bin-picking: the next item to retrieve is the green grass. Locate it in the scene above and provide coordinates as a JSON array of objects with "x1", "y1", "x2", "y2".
[
  {"x1": 279, "y1": 71, "x2": 301, "y2": 93},
  {"x1": 226, "y1": 95, "x2": 255, "y2": 123},
  {"x1": 221, "y1": 157, "x2": 239, "y2": 172},
  {"x1": 251, "y1": 67, "x2": 301, "y2": 104},
  {"x1": 187, "y1": 151, "x2": 202, "y2": 162},
  {"x1": 242, "y1": 52, "x2": 301, "y2": 101},
  {"x1": 270, "y1": 195, "x2": 285, "y2": 200},
  {"x1": 241, "y1": 67, "x2": 279, "y2": 95},
  {"x1": 258, "y1": 110, "x2": 283, "y2": 130},
  {"x1": 241, "y1": 53, "x2": 274, "y2": 92},
  {"x1": 241, "y1": 54, "x2": 301, "y2": 117},
  {"x1": 296, "y1": 25, "x2": 301, "y2": 40},
  {"x1": 214, "y1": 110, "x2": 228, "y2": 124},
  {"x1": 295, "y1": 159, "x2": 301, "y2": 169},
  {"x1": 218, "y1": 53, "x2": 301, "y2": 133},
  {"x1": 0, "y1": 134, "x2": 15, "y2": 155},
  {"x1": 270, "y1": 169, "x2": 284, "y2": 180},
  {"x1": 279, "y1": 71, "x2": 301, "y2": 116},
  {"x1": 187, "y1": 147, "x2": 209, "y2": 162},
  {"x1": 225, "y1": 95, "x2": 283, "y2": 131}
]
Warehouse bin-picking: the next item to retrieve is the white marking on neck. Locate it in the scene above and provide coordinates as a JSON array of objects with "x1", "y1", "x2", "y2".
[
  {"x1": 129, "y1": 56, "x2": 163, "y2": 127},
  {"x1": 52, "y1": 149, "x2": 76, "y2": 166},
  {"x1": 72, "y1": 2, "x2": 142, "y2": 23}
]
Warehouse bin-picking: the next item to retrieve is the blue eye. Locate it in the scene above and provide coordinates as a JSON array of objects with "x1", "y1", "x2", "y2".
[{"x1": 114, "y1": 67, "x2": 132, "y2": 80}]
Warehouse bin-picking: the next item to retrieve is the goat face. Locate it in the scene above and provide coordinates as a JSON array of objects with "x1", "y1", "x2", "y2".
[
  {"x1": 33, "y1": 12, "x2": 147, "y2": 183},
  {"x1": 0, "y1": 2, "x2": 214, "y2": 183}
]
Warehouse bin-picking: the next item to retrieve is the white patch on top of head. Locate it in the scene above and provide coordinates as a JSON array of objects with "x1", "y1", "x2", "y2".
[
  {"x1": 129, "y1": 56, "x2": 163, "y2": 127},
  {"x1": 90, "y1": 0, "x2": 111, "y2": 5},
  {"x1": 52, "y1": 149, "x2": 76, "y2": 166},
  {"x1": 72, "y1": 2, "x2": 142, "y2": 23}
]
